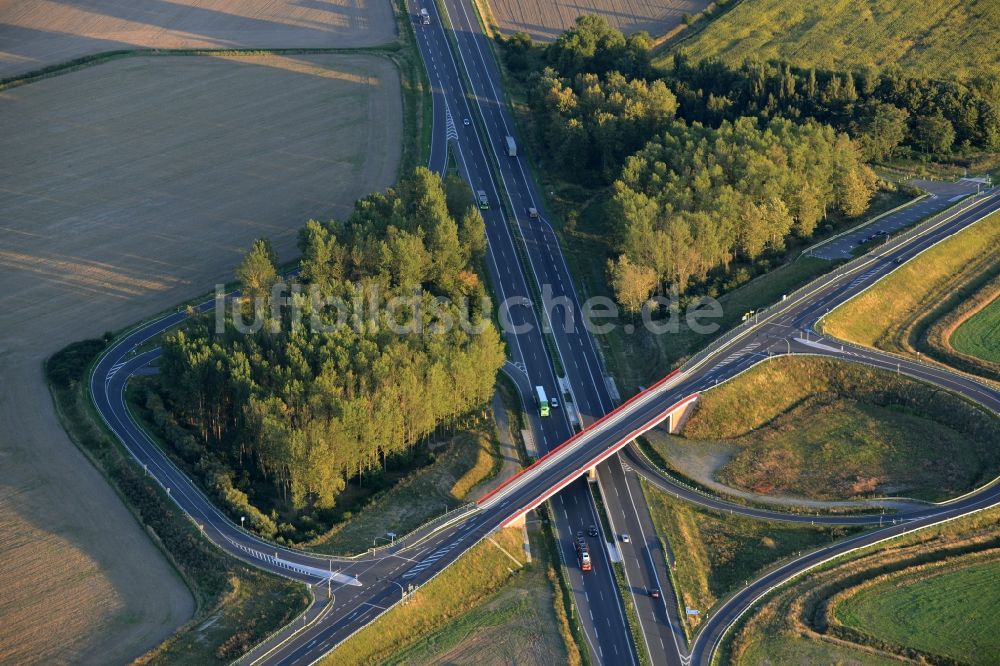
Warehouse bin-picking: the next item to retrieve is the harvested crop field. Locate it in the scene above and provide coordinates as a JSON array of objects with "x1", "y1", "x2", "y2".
[
  {"x1": 484, "y1": 0, "x2": 709, "y2": 42},
  {"x1": 0, "y1": 0, "x2": 397, "y2": 79},
  {"x1": 0, "y1": 53, "x2": 400, "y2": 664}
]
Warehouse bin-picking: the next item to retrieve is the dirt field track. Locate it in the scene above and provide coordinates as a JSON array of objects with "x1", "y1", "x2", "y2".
[
  {"x1": 0, "y1": 0, "x2": 397, "y2": 79},
  {"x1": 485, "y1": 0, "x2": 709, "y2": 41},
  {"x1": 0, "y1": 53, "x2": 401, "y2": 664}
]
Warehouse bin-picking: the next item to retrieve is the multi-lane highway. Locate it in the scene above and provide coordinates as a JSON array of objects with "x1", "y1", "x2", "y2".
[
  {"x1": 433, "y1": 0, "x2": 696, "y2": 659},
  {"x1": 83, "y1": 2, "x2": 1000, "y2": 664},
  {"x1": 410, "y1": 0, "x2": 641, "y2": 659}
]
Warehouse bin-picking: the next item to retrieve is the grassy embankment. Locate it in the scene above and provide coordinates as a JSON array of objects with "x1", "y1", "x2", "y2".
[
  {"x1": 822, "y1": 210, "x2": 1000, "y2": 382},
  {"x1": 389, "y1": 0, "x2": 433, "y2": 174},
  {"x1": 674, "y1": 356, "x2": 1000, "y2": 502},
  {"x1": 666, "y1": 0, "x2": 1000, "y2": 82},
  {"x1": 722, "y1": 504, "x2": 1000, "y2": 666},
  {"x1": 45, "y1": 339, "x2": 309, "y2": 664},
  {"x1": 639, "y1": 479, "x2": 860, "y2": 639},
  {"x1": 324, "y1": 525, "x2": 581, "y2": 665}
]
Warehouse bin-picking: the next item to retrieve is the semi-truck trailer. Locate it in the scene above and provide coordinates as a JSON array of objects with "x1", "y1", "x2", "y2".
[
  {"x1": 535, "y1": 385, "x2": 549, "y2": 417},
  {"x1": 505, "y1": 135, "x2": 517, "y2": 157}
]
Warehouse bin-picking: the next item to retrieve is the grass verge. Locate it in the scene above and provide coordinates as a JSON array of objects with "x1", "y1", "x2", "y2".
[
  {"x1": 324, "y1": 525, "x2": 575, "y2": 664},
  {"x1": 391, "y1": 0, "x2": 432, "y2": 173},
  {"x1": 45, "y1": 339, "x2": 309, "y2": 664},
  {"x1": 535, "y1": 506, "x2": 589, "y2": 666},
  {"x1": 639, "y1": 478, "x2": 860, "y2": 639},
  {"x1": 586, "y1": 482, "x2": 646, "y2": 662},
  {"x1": 821, "y1": 209, "x2": 1000, "y2": 376},
  {"x1": 680, "y1": 356, "x2": 1000, "y2": 502},
  {"x1": 307, "y1": 430, "x2": 501, "y2": 555},
  {"x1": 611, "y1": 562, "x2": 651, "y2": 666}
]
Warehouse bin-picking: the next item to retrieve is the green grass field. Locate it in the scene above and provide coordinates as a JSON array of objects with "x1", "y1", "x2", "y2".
[
  {"x1": 681, "y1": 356, "x2": 1000, "y2": 502},
  {"x1": 640, "y1": 478, "x2": 858, "y2": 635},
  {"x1": 951, "y1": 296, "x2": 1000, "y2": 363},
  {"x1": 722, "y1": 504, "x2": 1000, "y2": 665},
  {"x1": 669, "y1": 0, "x2": 1000, "y2": 81},
  {"x1": 834, "y1": 558, "x2": 1000, "y2": 665}
]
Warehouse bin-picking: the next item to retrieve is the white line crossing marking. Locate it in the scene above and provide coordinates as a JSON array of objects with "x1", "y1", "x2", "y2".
[
  {"x1": 443, "y1": 99, "x2": 459, "y2": 142},
  {"x1": 106, "y1": 360, "x2": 128, "y2": 383},
  {"x1": 402, "y1": 539, "x2": 462, "y2": 579},
  {"x1": 718, "y1": 340, "x2": 762, "y2": 365}
]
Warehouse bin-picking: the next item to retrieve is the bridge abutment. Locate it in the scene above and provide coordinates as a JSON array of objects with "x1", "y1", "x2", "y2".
[{"x1": 666, "y1": 395, "x2": 698, "y2": 434}]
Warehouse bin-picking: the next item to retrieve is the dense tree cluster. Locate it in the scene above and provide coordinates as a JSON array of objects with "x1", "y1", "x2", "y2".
[
  {"x1": 506, "y1": 16, "x2": 1000, "y2": 186},
  {"x1": 546, "y1": 14, "x2": 654, "y2": 79},
  {"x1": 158, "y1": 168, "x2": 504, "y2": 512},
  {"x1": 667, "y1": 54, "x2": 1000, "y2": 159},
  {"x1": 608, "y1": 118, "x2": 876, "y2": 307},
  {"x1": 500, "y1": 16, "x2": 1000, "y2": 306},
  {"x1": 534, "y1": 68, "x2": 678, "y2": 182}
]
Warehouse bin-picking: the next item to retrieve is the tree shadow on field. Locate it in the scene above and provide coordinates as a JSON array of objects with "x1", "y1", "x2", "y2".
[{"x1": 0, "y1": 0, "x2": 381, "y2": 80}]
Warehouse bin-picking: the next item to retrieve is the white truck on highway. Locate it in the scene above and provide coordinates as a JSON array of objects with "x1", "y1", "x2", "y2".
[
  {"x1": 419, "y1": 8, "x2": 430, "y2": 24},
  {"x1": 505, "y1": 135, "x2": 517, "y2": 157}
]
